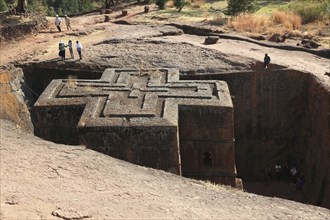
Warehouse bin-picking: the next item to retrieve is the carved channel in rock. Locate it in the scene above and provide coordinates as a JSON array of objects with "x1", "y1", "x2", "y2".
[{"x1": 19, "y1": 65, "x2": 329, "y2": 209}]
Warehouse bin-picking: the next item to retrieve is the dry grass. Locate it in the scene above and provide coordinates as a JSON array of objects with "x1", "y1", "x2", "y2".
[
  {"x1": 209, "y1": 14, "x2": 226, "y2": 26},
  {"x1": 272, "y1": 11, "x2": 301, "y2": 30},
  {"x1": 190, "y1": 0, "x2": 205, "y2": 8},
  {"x1": 229, "y1": 13, "x2": 269, "y2": 33},
  {"x1": 229, "y1": 11, "x2": 303, "y2": 34},
  {"x1": 167, "y1": 0, "x2": 175, "y2": 8}
]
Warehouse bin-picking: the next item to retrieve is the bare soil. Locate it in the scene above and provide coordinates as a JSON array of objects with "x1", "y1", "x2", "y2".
[{"x1": 1, "y1": 4, "x2": 330, "y2": 219}]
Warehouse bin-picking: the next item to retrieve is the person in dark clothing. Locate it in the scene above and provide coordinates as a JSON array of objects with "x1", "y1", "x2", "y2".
[
  {"x1": 282, "y1": 161, "x2": 291, "y2": 181},
  {"x1": 59, "y1": 40, "x2": 66, "y2": 60},
  {"x1": 296, "y1": 176, "x2": 305, "y2": 190},
  {"x1": 264, "y1": 53, "x2": 271, "y2": 69},
  {"x1": 264, "y1": 166, "x2": 272, "y2": 186}
]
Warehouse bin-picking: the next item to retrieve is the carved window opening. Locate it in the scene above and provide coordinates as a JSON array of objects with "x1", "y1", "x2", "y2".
[{"x1": 203, "y1": 151, "x2": 213, "y2": 168}]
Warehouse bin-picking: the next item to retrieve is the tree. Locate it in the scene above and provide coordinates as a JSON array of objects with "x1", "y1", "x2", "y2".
[
  {"x1": 0, "y1": 0, "x2": 8, "y2": 12},
  {"x1": 104, "y1": 0, "x2": 116, "y2": 9},
  {"x1": 174, "y1": 0, "x2": 186, "y2": 12},
  {"x1": 16, "y1": 0, "x2": 27, "y2": 13},
  {"x1": 156, "y1": 0, "x2": 167, "y2": 10},
  {"x1": 225, "y1": 0, "x2": 256, "y2": 16}
]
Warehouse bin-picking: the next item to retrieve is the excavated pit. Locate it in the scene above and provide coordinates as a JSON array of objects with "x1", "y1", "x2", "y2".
[{"x1": 20, "y1": 65, "x2": 329, "y2": 209}]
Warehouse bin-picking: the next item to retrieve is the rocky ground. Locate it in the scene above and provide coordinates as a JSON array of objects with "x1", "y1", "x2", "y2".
[
  {"x1": 1, "y1": 119, "x2": 330, "y2": 219},
  {"x1": 1, "y1": 4, "x2": 330, "y2": 219}
]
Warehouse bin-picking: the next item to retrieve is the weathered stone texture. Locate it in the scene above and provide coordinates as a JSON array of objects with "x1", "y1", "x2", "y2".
[
  {"x1": 182, "y1": 69, "x2": 330, "y2": 208},
  {"x1": 34, "y1": 68, "x2": 238, "y2": 186}
]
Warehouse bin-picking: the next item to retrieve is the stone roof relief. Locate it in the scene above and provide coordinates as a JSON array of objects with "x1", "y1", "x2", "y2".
[{"x1": 35, "y1": 68, "x2": 233, "y2": 128}]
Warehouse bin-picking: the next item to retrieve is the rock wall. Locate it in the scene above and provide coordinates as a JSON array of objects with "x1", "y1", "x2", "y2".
[
  {"x1": 79, "y1": 126, "x2": 181, "y2": 174},
  {"x1": 182, "y1": 69, "x2": 330, "y2": 208},
  {"x1": 21, "y1": 66, "x2": 102, "y2": 102},
  {"x1": 33, "y1": 105, "x2": 85, "y2": 145},
  {"x1": 303, "y1": 77, "x2": 330, "y2": 208},
  {"x1": 0, "y1": 66, "x2": 32, "y2": 130},
  {"x1": 179, "y1": 106, "x2": 236, "y2": 186}
]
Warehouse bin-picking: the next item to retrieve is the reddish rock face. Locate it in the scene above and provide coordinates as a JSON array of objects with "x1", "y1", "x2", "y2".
[{"x1": 33, "y1": 68, "x2": 239, "y2": 187}]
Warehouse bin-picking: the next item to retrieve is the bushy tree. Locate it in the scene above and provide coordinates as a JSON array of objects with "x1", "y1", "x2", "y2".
[
  {"x1": 27, "y1": 0, "x2": 46, "y2": 13},
  {"x1": 0, "y1": 0, "x2": 8, "y2": 12},
  {"x1": 104, "y1": 0, "x2": 116, "y2": 9},
  {"x1": 16, "y1": 0, "x2": 27, "y2": 13},
  {"x1": 156, "y1": 0, "x2": 167, "y2": 10},
  {"x1": 44, "y1": 0, "x2": 94, "y2": 16},
  {"x1": 225, "y1": 0, "x2": 256, "y2": 16},
  {"x1": 47, "y1": 6, "x2": 56, "y2": 16},
  {"x1": 174, "y1": 0, "x2": 186, "y2": 12}
]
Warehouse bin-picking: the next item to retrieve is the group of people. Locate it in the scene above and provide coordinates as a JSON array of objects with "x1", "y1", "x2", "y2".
[
  {"x1": 264, "y1": 161, "x2": 305, "y2": 190},
  {"x1": 55, "y1": 14, "x2": 81, "y2": 61},
  {"x1": 55, "y1": 14, "x2": 71, "y2": 32},
  {"x1": 59, "y1": 40, "x2": 82, "y2": 61}
]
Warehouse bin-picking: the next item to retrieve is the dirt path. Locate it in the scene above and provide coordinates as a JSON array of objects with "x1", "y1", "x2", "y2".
[{"x1": 1, "y1": 7, "x2": 329, "y2": 80}]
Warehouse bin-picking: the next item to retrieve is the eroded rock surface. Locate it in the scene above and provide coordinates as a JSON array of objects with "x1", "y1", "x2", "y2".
[{"x1": 1, "y1": 120, "x2": 329, "y2": 219}]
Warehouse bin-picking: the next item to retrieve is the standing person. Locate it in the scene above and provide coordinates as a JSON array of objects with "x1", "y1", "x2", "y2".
[
  {"x1": 264, "y1": 166, "x2": 272, "y2": 186},
  {"x1": 290, "y1": 165, "x2": 297, "y2": 185},
  {"x1": 76, "y1": 41, "x2": 82, "y2": 60},
  {"x1": 59, "y1": 40, "x2": 66, "y2": 60},
  {"x1": 282, "y1": 161, "x2": 291, "y2": 181},
  {"x1": 55, "y1": 15, "x2": 62, "y2": 32},
  {"x1": 67, "y1": 40, "x2": 74, "y2": 59},
  {"x1": 65, "y1": 15, "x2": 71, "y2": 30},
  {"x1": 274, "y1": 162, "x2": 282, "y2": 182},
  {"x1": 264, "y1": 53, "x2": 271, "y2": 69}
]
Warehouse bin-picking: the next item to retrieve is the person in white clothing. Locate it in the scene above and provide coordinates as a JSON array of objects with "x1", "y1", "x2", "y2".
[
  {"x1": 274, "y1": 163, "x2": 281, "y2": 181},
  {"x1": 76, "y1": 41, "x2": 82, "y2": 60},
  {"x1": 65, "y1": 15, "x2": 71, "y2": 30},
  {"x1": 67, "y1": 40, "x2": 74, "y2": 59},
  {"x1": 55, "y1": 15, "x2": 62, "y2": 32},
  {"x1": 290, "y1": 166, "x2": 297, "y2": 184}
]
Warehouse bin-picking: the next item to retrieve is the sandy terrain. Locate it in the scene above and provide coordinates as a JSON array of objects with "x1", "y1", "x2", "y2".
[{"x1": 1, "y1": 5, "x2": 330, "y2": 219}]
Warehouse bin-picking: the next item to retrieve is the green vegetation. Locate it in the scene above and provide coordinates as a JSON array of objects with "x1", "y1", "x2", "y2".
[
  {"x1": 3, "y1": 0, "x2": 329, "y2": 24},
  {"x1": 286, "y1": 0, "x2": 330, "y2": 23},
  {"x1": 174, "y1": 0, "x2": 187, "y2": 12},
  {"x1": 4, "y1": 0, "x2": 98, "y2": 16},
  {"x1": 225, "y1": 0, "x2": 256, "y2": 16},
  {"x1": 0, "y1": 0, "x2": 8, "y2": 12},
  {"x1": 156, "y1": 0, "x2": 168, "y2": 9},
  {"x1": 256, "y1": 0, "x2": 330, "y2": 23},
  {"x1": 43, "y1": 0, "x2": 94, "y2": 16}
]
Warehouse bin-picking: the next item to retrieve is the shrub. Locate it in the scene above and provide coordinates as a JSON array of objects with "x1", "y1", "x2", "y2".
[
  {"x1": 229, "y1": 13, "x2": 269, "y2": 32},
  {"x1": 0, "y1": 0, "x2": 8, "y2": 12},
  {"x1": 174, "y1": 0, "x2": 186, "y2": 11},
  {"x1": 27, "y1": 0, "x2": 46, "y2": 14},
  {"x1": 156, "y1": 0, "x2": 167, "y2": 9},
  {"x1": 47, "y1": 6, "x2": 56, "y2": 16},
  {"x1": 225, "y1": 0, "x2": 256, "y2": 16},
  {"x1": 287, "y1": 0, "x2": 330, "y2": 24},
  {"x1": 272, "y1": 10, "x2": 301, "y2": 30}
]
